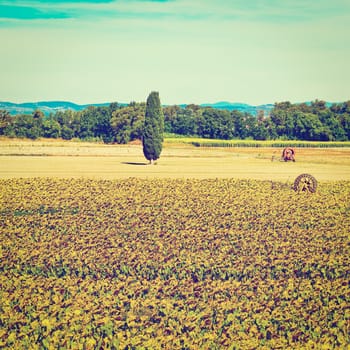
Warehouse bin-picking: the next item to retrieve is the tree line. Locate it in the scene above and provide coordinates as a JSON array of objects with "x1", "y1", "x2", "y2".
[{"x1": 1, "y1": 99, "x2": 349, "y2": 142}]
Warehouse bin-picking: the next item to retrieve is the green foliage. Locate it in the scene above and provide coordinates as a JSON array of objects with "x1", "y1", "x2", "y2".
[
  {"x1": 164, "y1": 104, "x2": 200, "y2": 136},
  {"x1": 164, "y1": 100, "x2": 350, "y2": 141},
  {"x1": 61, "y1": 125, "x2": 74, "y2": 140},
  {"x1": 2, "y1": 99, "x2": 350, "y2": 142},
  {"x1": 142, "y1": 92, "x2": 164, "y2": 162},
  {"x1": 0, "y1": 110, "x2": 12, "y2": 135},
  {"x1": 42, "y1": 117, "x2": 61, "y2": 138},
  {"x1": 270, "y1": 100, "x2": 350, "y2": 141},
  {"x1": 7, "y1": 113, "x2": 42, "y2": 139},
  {"x1": 110, "y1": 102, "x2": 145, "y2": 144}
]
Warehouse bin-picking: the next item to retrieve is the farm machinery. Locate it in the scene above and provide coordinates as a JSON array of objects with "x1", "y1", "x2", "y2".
[
  {"x1": 293, "y1": 173, "x2": 318, "y2": 193},
  {"x1": 271, "y1": 147, "x2": 295, "y2": 162},
  {"x1": 270, "y1": 147, "x2": 318, "y2": 193},
  {"x1": 282, "y1": 147, "x2": 295, "y2": 162}
]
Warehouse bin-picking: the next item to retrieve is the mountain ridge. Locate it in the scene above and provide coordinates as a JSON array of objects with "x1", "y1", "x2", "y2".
[
  {"x1": 0, "y1": 101, "x2": 112, "y2": 115},
  {"x1": 200, "y1": 101, "x2": 274, "y2": 114},
  {"x1": 0, "y1": 100, "x2": 275, "y2": 116}
]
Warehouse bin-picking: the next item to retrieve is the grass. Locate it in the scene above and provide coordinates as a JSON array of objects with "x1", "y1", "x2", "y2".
[{"x1": 0, "y1": 137, "x2": 350, "y2": 181}]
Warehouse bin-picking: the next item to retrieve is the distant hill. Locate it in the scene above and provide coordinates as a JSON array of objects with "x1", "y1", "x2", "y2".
[
  {"x1": 4, "y1": 100, "x2": 342, "y2": 117},
  {"x1": 0, "y1": 101, "x2": 111, "y2": 116},
  {"x1": 199, "y1": 101, "x2": 274, "y2": 115},
  {"x1": 0, "y1": 100, "x2": 276, "y2": 116}
]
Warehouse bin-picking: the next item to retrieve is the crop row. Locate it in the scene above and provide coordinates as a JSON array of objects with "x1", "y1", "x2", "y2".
[
  {"x1": 0, "y1": 178, "x2": 349, "y2": 349},
  {"x1": 165, "y1": 136, "x2": 350, "y2": 148},
  {"x1": 189, "y1": 140, "x2": 350, "y2": 148}
]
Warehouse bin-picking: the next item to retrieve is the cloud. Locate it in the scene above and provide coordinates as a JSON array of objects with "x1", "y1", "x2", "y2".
[
  {"x1": 0, "y1": 0, "x2": 115, "y2": 20},
  {"x1": 0, "y1": 4, "x2": 70, "y2": 20},
  {"x1": 0, "y1": 0, "x2": 181, "y2": 24},
  {"x1": 1, "y1": 0, "x2": 349, "y2": 24},
  {"x1": 3, "y1": 0, "x2": 114, "y2": 3}
]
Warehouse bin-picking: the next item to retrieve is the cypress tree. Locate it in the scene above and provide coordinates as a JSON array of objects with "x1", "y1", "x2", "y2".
[{"x1": 142, "y1": 91, "x2": 164, "y2": 164}]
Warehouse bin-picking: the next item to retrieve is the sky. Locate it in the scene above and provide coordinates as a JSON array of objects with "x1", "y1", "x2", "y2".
[{"x1": 0, "y1": 0, "x2": 349, "y2": 105}]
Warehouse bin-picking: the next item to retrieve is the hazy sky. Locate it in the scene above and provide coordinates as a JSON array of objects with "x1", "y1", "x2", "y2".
[{"x1": 1, "y1": 0, "x2": 349, "y2": 105}]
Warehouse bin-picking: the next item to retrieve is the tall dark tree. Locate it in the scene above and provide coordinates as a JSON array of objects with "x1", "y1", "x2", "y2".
[{"x1": 142, "y1": 92, "x2": 164, "y2": 164}]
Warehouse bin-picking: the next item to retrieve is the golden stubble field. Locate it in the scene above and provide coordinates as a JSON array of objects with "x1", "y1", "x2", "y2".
[{"x1": 1, "y1": 138, "x2": 350, "y2": 181}]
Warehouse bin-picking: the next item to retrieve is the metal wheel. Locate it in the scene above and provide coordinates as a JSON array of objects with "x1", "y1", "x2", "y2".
[{"x1": 293, "y1": 173, "x2": 317, "y2": 193}]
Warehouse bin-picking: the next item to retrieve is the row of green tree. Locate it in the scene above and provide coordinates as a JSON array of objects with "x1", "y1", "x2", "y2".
[{"x1": 1, "y1": 99, "x2": 349, "y2": 142}]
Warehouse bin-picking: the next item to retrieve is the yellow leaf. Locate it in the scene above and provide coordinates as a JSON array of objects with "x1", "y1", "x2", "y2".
[
  {"x1": 41, "y1": 318, "x2": 55, "y2": 329},
  {"x1": 85, "y1": 337, "x2": 97, "y2": 348},
  {"x1": 73, "y1": 309, "x2": 82, "y2": 316},
  {"x1": 7, "y1": 332, "x2": 17, "y2": 344},
  {"x1": 31, "y1": 320, "x2": 40, "y2": 329}
]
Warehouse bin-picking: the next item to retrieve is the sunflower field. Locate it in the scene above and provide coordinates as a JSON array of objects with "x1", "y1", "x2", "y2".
[{"x1": 0, "y1": 178, "x2": 349, "y2": 349}]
